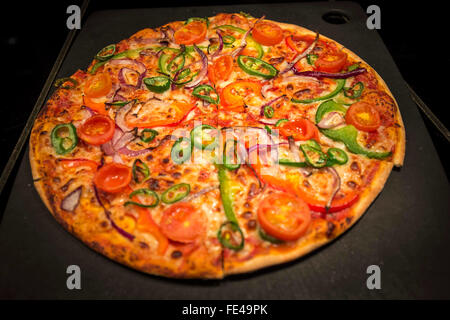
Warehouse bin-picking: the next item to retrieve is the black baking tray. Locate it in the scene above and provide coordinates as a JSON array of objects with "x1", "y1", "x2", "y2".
[{"x1": 1, "y1": 2, "x2": 449, "y2": 299}]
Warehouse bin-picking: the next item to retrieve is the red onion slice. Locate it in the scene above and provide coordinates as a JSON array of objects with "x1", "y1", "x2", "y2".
[
  {"x1": 113, "y1": 129, "x2": 136, "y2": 150},
  {"x1": 117, "y1": 146, "x2": 151, "y2": 157},
  {"x1": 210, "y1": 30, "x2": 224, "y2": 59},
  {"x1": 294, "y1": 68, "x2": 367, "y2": 79},
  {"x1": 317, "y1": 111, "x2": 346, "y2": 129},
  {"x1": 185, "y1": 45, "x2": 208, "y2": 89},
  {"x1": 107, "y1": 58, "x2": 147, "y2": 74},
  {"x1": 115, "y1": 102, "x2": 133, "y2": 132},
  {"x1": 280, "y1": 32, "x2": 319, "y2": 75},
  {"x1": 101, "y1": 141, "x2": 115, "y2": 156},
  {"x1": 324, "y1": 167, "x2": 341, "y2": 211},
  {"x1": 231, "y1": 15, "x2": 264, "y2": 58},
  {"x1": 60, "y1": 186, "x2": 82, "y2": 212}
]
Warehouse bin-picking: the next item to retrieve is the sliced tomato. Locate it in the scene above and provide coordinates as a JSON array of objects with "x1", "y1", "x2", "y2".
[
  {"x1": 285, "y1": 34, "x2": 315, "y2": 53},
  {"x1": 125, "y1": 101, "x2": 194, "y2": 128},
  {"x1": 174, "y1": 21, "x2": 207, "y2": 45},
  {"x1": 315, "y1": 50, "x2": 348, "y2": 73},
  {"x1": 208, "y1": 55, "x2": 233, "y2": 84},
  {"x1": 278, "y1": 119, "x2": 318, "y2": 141},
  {"x1": 84, "y1": 72, "x2": 112, "y2": 98},
  {"x1": 94, "y1": 163, "x2": 132, "y2": 193},
  {"x1": 160, "y1": 203, "x2": 203, "y2": 243},
  {"x1": 220, "y1": 80, "x2": 262, "y2": 110},
  {"x1": 258, "y1": 192, "x2": 311, "y2": 241},
  {"x1": 345, "y1": 101, "x2": 381, "y2": 132},
  {"x1": 252, "y1": 21, "x2": 284, "y2": 46},
  {"x1": 59, "y1": 159, "x2": 99, "y2": 171},
  {"x1": 83, "y1": 96, "x2": 108, "y2": 115},
  {"x1": 78, "y1": 114, "x2": 115, "y2": 146}
]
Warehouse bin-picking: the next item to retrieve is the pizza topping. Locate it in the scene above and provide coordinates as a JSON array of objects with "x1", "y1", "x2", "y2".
[
  {"x1": 343, "y1": 81, "x2": 364, "y2": 99},
  {"x1": 192, "y1": 85, "x2": 220, "y2": 104},
  {"x1": 94, "y1": 163, "x2": 132, "y2": 193},
  {"x1": 78, "y1": 114, "x2": 115, "y2": 146},
  {"x1": 160, "y1": 202, "x2": 203, "y2": 243},
  {"x1": 291, "y1": 79, "x2": 345, "y2": 104},
  {"x1": 223, "y1": 139, "x2": 241, "y2": 170},
  {"x1": 54, "y1": 77, "x2": 78, "y2": 90},
  {"x1": 300, "y1": 144, "x2": 327, "y2": 168},
  {"x1": 317, "y1": 111, "x2": 346, "y2": 129},
  {"x1": 293, "y1": 67, "x2": 367, "y2": 79},
  {"x1": 161, "y1": 183, "x2": 191, "y2": 204},
  {"x1": 132, "y1": 159, "x2": 150, "y2": 183},
  {"x1": 218, "y1": 221, "x2": 245, "y2": 250},
  {"x1": 209, "y1": 30, "x2": 224, "y2": 58},
  {"x1": 237, "y1": 55, "x2": 278, "y2": 79},
  {"x1": 84, "y1": 72, "x2": 112, "y2": 98},
  {"x1": 252, "y1": 20, "x2": 283, "y2": 46},
  {"x1": 184, "y1": 45, "x2": 208, "y2": 89},
  {"x1": 208, "y1": 55, "x2": 233, "y2": 83},
  {"x1": 124, "y1": 188, "x2": 160, "y2": 208},
  {"x1": 95, "y1": 44, "x2": 116, "y2": 61},
  {"x1": 51, "y1": 123, "x2": 78, "y2": 155},
  {"x1": 221, "y1": 80, "x2": 262, "y2": 110},
  {"x1": 278, "y1": 119, "x2": 318, "y2": 141},
  {"x1": 143, "y1": 76, "x2": 170, "y2": 93},
  {"x1": 326, "y1": 148, "x2": 349, "y2": 166},
  {"x1": 60, "y1": 186, "x2": 82, "y2": 212},
  {"x1": 118, "y1": 67, "x2": 145, "y2": 89},
  {"x1": 174, "y1": 21, "x2": 207, "y2": 45},
  {"x1": 191, "y1": 124, "x2": 220, "y2": 150},
  {"x1": 280, "y1": 32, "x2": 318, "y2": 75},
  {"x1": 315, "y1": 50, "x2": 348, "y2": 73},
  {"x1": 345, "y1": 101, "x2": 381, "y2": 132},
  {"x1": 140, "y1": 129, "x2": 158, "y2": 143},
  {"x1": 257, "y1": 192, "x2": 311, "y2": 241}
]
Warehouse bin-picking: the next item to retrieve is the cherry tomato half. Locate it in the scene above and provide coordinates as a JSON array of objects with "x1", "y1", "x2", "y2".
[
  {"x1": 174, "y1": 21, "x2": 207, "y2": 45},
  {"x1": 208, "y1": 55, "x2": 233, "y2": 84},
  {"x1": 78, "y1": 114, "x2": 115, "y2": 146},
  {"x1": 252, "y1": 21, "x2": 284, "y2": 46},
  {"x1": 94, "y1": 163, "x2": 132, "y2": 193},
  {"x1": 315, "y1": 50, "x2": 348, "y2": 73},
  {"x1": 84, "y1": 72, "x2": 112, "y2": 98},
  {"x1": 345, "y1": 101, "x2": 381, "y2": 132},
  {"x1": 160, "y1": 203, "x2": 203, "y2": 243},
  {"x1": 258, "y1": 192, "x2": 311, "y2": 241},
  {"x1": 220, "y1": 80, "x2": 262, "y2": 110}
]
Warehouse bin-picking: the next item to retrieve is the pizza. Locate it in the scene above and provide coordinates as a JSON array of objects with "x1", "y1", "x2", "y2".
[{"x1": 29, "y1": 12, "x2": 405, "y2": 279}]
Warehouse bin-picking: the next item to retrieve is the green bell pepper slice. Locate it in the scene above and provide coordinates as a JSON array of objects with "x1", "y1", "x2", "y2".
[
  {"x1": 237, "y1": 55, "x2": 278, "y2": 79},
  {"x1": 292, "y1": 79, "x2": 345, "y2": 104},
  {"x1": 315, "y1": 99, "x2": 348, "y2": 124}
]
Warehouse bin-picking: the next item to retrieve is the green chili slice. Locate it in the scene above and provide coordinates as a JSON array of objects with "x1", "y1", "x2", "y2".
[
  {"x1": 292, "y1": 79, "x2": 345, "y2": 104},
  {"x1": 190, "y1": 124, "x2": 219, "y2": 150},
  {"x1": 264, "y1": 125, "x2": 272, "y2": 134},
  {"x1": 143, "y1": 76, "x2": 170, "y2": 93},
  {"x1": 263, "y1": 105, "x2": 275, "y2": 118},
  {"x1": 51, "y1": 123, "x2": 78, "y2": 155},
  {"x1": 275, "y1": 119, "x2": 289, "y2": 127},
  {"x1": 278, "y1": 159, "x2": 307, "y2": 167},
  {"x1": 214, "y1": 25, "x2": 264, "y2": 58},
  {"x1": 304, "y1": 139, "x2": 321, "y2": 151},
  {"x1": 348, "y1": 63, "x2": 360, "y2": 71},
  {"x1": 54, "y1": 77, "x2": 78, "y2": 90},
  {"x1": 343, "y1": 81, "x2": 364, "y2": 99},
  {"x1": 158, "y1": 52, "x2": 172, "y2": 75},
  {"x1": 223, "y1": 140, "x2": 241, "y2": 170},
  {"x1": 95, "y1": 44, "x2": 116, "y2": 61},
  {"x1": 326, "y1": 148, "x2": 348, "y2": 166},
  {"x1": 171, "y1": 137, "x2": 192, "y2": 164},
  {"x1": 132, "y1": 159, "x2": 150, "y2": 183},
  {"x1": 258, "y1": 227, "x2": 284, "y2": 244},
  {"x1": 167, "y1": 53, "x2": 185, "y2": 74},
  {"x1": 300, "y1": 144, "x2": 328, "y2": 168},
  {"x1": 218, "y1": 221, "x2": 244, "y2": 251},
  {"x1": 237, "y1": 55, "x2": 278, "y2": 79},
  {"x1": 222, "y1": 35, "x2": 236, "y2": 45},
  {"x1": 140, "y1": 129, "x2": 158, "y2": 143},
  {"x1": 306, "y1": 54, "x2": 318, "y2": 66},
  {"x1": 124, "y1": 188, "x2": 159, "y2": 208},
  {"x1": 161, "y1": 183, "x2": 191, "y2": 204},
  {"x1": 192, "y1": 85, "x2": 220, "y2": 104}
]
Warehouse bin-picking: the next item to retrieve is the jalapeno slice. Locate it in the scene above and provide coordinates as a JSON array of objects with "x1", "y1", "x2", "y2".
[
  {"x1": 132, "y1": 159, "x2": 150, "y2": 183},
  {"x1": 143, "y1": 76, "x2": 170, "y2": 93},
  {"x1": 167, "y1": 53, "x2": 186, "y2": 74},
  {"x1": 300, "y1": 144, "x2": 327, "y2": 168},
  {"x1": 237, "y1": 55, "x2": 278, "y2": 79},
  {"x1": 124, "y1": 188, "x2": 159, "y2": 208},
  {"x1": 190, "y1": 124, "x2": 219, "y2": 150},
  {"x1": 140, "y1": 129, "x2": 158, "y2": 143},
  {"x1": 343, "y1": 81, "x2": 364, "y2": 99},
  {"x1": 192, "y1": 85, "x2": 220, "y2": 104},
  {"x1": 292, "y1": 79, "x2": 345, "y2": 104},
  {"x1": 51, "y1": 123, "x2": 78, "y2": 155},
  {"x1": 275, "y1": 119, "x2": 289, "y2": 127},
  {"x1": 326, "y1": 147, "x2": 348, "y2": 166},
  {"x1": 263, "y1": 105, "x2": 274, "y2": 118},
  {"x1": 304, "y1": 139, "x2": 321, "y2": 151},
  {"x1": 223, "y1": 139, "x2": 241, "y2": 170},
  {"x1": 95, "y1": 44, "x2": 116, "y2": 61},
  {"x1": 161, "y1": 183, "x2": 191, "y2": 204},
  {"x1": 171, "y1": 137, "x2": 192, "y2": 164},
  {"x1": 218, "y1": 221, "x2": 244, "y2": 251},
  {"x1": 222, "y1": 35, "x2": 236, "y2": 45}
]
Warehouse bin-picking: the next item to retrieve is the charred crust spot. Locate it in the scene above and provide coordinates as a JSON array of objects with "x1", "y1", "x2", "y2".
[
  {"x1": 303, "y1": 180, "x2": 311, "y2": 188},
  {"x1": 171, "y1": 172, "x2": 182, "y2": 179},
  {"x1": 146, "y1": 154, "x2": 153, "y2": 161},
  {"x1": 148, "y1": 178, "x2": 160, "y2": 191},
  {"x1": 350, "y1": 161, "x2": 360, "y2": 173},
  {"x1": 171, "y1": 250, "x2": 182, "y2": 259},
  {"x1": 100, "y1": 221, "x2": 109, "y2": 228},
  {"x1": 346, "y1": 181, "x2": 358, "y2": 189},
  {"x1": 61, "y1": 179, "x2": 74, "y2": 192},
  {"x1": 326, "y1": 222, "x2": 336, "y2": 238},
  {"x1": 162, "y1": 158, "x2": 170, "y2": 164},
  {"x1": 345, "y1": 216, "x2": 353, "y2": 225},
  {"x1": 53, "y1": 177, "x2": 61, "y2": 183},
  {"x1": 139, "y1": 242, "x2": 149, "y2": 249},
  {"x1": 242, "y1": 211, "x2": 253, "y2": 219},
  {"x1": 244, "y1": 202, "x2": 251, "y2": 208},
  {"x1": 247, "y1": 219, "x2": 257, "y2": 230}
]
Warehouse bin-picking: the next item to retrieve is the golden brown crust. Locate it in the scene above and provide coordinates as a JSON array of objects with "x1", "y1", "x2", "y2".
[{"x1": 29, "y1": 14, "x2": 405, "y2": 279}]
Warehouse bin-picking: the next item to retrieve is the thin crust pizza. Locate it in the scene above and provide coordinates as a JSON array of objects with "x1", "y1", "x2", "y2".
[{"x1": 29, "y1": 13, "x2": 405, "y2": 278}]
